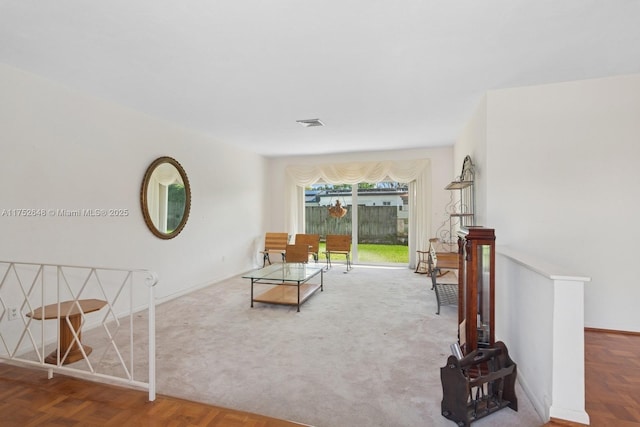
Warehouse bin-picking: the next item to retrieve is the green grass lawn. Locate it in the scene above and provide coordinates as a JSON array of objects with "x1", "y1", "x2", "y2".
[{"x1": 319, "y1": 242, "x2": 408, "y2": 263}]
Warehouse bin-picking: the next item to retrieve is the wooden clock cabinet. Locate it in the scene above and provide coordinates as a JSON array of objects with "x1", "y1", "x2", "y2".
[{"x1": 457, "y1": 226, "x2": 496, "y2": 355}]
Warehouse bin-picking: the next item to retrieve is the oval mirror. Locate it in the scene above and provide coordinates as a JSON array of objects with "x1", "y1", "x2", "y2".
[{"x1": 140, "y1": 156, "x2": 191, "y2": 239}]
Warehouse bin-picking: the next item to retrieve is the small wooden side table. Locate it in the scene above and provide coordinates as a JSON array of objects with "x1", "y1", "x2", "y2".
[{"x1": 27, "y1": 298, "x2": 107, "y2": 365}]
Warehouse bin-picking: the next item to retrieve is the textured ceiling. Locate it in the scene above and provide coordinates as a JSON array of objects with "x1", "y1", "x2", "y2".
[{"x1": 1, "y1": 1, "x2": 639, "y2": 156}]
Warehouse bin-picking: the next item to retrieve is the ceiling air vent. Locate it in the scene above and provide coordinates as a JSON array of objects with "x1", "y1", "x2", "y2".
[{"x1": 296, "y1": 118, "x2": 324, "y2": 127}]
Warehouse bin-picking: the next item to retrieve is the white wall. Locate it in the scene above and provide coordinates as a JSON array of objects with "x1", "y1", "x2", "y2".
[
  {"x1": 266, "y1": 147, "x2": 454, "y2": 243},
  {"x1": 456, "y1": 95, "x2": 487, "y2": 226},
  {"x1": 0, "y1": 64, "x2": 266, "y2": 301},
  {"x1": 460, "y1": 74, "x2": 640, "y2": 332}
]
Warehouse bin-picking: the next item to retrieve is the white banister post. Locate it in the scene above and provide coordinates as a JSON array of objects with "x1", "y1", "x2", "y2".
[
  {"x1": 147, "y1": 271, "x2": 158, "y2": 402},
  {"x1": 549, "y1": 277, "x2": 590, "y2": 425}
]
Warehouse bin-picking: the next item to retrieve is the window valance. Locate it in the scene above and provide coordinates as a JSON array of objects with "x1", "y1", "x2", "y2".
[{"x1": 285, "y1": 159, "x2": 430, "y2": 185}]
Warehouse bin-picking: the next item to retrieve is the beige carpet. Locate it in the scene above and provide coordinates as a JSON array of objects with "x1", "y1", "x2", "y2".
[{"x1": 90, "y1": 263, "x2": 544, "y2": 427}]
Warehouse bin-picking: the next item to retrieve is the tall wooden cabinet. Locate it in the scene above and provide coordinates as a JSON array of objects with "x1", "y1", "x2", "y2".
[
  {"x1": 457, "y1": 227, "x2": 496, "y2": 354},
  {"x1": 441, "y1": 227, "x2": 518, "y2": 426}
]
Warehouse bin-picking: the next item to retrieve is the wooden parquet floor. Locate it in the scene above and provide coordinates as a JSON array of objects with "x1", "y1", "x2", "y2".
[
  {"x1": 582, "y1": 330, "x2": 640, "y2": 427},
  {"x1": 545, "y1": 330, "x2": 640, "y2": 427},
  {"x1": 0, "y1": 362, "x2": 311, "y2": 427},
  {"x1": 1, "y1": 330, "x2": 638, "y2": 427}
]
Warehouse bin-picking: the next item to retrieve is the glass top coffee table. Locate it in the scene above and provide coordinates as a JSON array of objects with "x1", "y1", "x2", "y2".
[{"x1": 243, "y1": 263, "x2": 324, "y2": 312}]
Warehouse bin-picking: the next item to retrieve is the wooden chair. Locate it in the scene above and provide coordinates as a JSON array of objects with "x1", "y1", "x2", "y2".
[
  {"x1": 285, "y1": 243, "x2": 310, "y2": 263},
  {"x1": 260, "y1": 232, "x2": 289, "y2": 267},
  {"x1": 294, "y1": 233, "x2": 320, "y2": 263},
  {"x1": 416, "y1": 238, "x2": 439, "y2": 274},
  {"x1": 415, "y1": 249, "x2": 430, "y2": 274},
  {"x1": 428, "y1": 243, "x2": 459, "y2": 280},
  {"x1": 324, "y1": 234, "x2": 352, "y2": 271}
]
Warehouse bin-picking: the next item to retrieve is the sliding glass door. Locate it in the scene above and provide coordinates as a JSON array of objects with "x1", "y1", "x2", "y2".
[{"x1": 306, "y1": 182, "x2": 408, "y2": 265}]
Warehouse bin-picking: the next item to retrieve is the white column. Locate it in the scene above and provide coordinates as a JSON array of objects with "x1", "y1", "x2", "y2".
[{"x1": 549, "y1": 278, "x2": 590, "y2": 425}]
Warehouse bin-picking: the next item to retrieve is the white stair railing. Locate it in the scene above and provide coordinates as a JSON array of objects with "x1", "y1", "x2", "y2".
[{"x1": 0, "y1": 261, "x2": 157, "y2": 401}]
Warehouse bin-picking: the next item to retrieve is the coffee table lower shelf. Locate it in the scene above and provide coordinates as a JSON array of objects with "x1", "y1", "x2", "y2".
[{"x1": 252, "y1": 283, "x2": 322, "y2": 310}]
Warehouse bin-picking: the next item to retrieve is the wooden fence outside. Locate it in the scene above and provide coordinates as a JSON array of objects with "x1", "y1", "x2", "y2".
[{"x1": 305, "y1": 205, "x2": 408, "y2": 244}]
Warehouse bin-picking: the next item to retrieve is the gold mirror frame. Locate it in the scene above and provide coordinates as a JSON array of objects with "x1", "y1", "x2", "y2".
[{"x1": 140, "y1": 156, "x2": 191, "y2": 239}]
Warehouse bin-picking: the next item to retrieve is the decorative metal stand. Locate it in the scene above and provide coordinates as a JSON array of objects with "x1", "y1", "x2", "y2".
[
  {"x1": 434, "y1": 155, "x2": 475, "y2": 250},
  {"x1": 440, "y1": 341, "x2": 518, "y2": 427}
]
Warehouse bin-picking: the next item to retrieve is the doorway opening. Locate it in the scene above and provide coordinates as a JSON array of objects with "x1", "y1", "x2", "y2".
[{"x1": 305, "y1": 181, "x2": 409, "y2": 265}]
